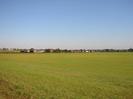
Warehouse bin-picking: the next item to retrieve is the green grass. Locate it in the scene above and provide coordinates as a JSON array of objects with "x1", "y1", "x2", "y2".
[{"x1": 0, "y1": 53, "x2": 133, "y2": 99}]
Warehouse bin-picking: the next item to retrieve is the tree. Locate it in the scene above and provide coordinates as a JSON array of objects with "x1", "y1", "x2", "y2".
[
  {"x1": 128, "y1": 48, "x2": 133, "y2": 52},
  {"x1": 30, "y1": 48, "x2": 34, "y2": 53}
]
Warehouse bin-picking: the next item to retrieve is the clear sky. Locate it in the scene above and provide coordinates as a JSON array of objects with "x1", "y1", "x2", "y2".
[{"x1": 0, "y1": 0, "x2": 133, "y2": 49}]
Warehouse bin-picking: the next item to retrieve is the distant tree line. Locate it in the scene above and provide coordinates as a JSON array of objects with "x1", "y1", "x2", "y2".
[{"x1": 0, "y1": 48, "x2": 133, "y2": 53}]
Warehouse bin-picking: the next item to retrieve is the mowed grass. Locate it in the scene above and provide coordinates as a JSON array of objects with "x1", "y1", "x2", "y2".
[{"x1": 0, "y1": 53, "x2": 133, "y2": 99}]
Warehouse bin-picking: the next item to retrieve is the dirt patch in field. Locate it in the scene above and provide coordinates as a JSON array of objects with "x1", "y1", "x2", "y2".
[
  {"x1": 0, "y1": 78, "x2": 15, "y2": 99},
  {"x1": 0, "y1": 78, "x2": 32, "y2": 99}
]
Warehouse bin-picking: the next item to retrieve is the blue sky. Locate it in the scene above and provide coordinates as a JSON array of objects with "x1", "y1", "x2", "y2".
[{"x1": 0, "y1": 0, "x2": 133, "y2": 49}]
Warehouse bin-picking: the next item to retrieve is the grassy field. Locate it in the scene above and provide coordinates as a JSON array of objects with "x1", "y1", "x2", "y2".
[{"x1": 0, "y1": 53, "x2": 133, "y2": 99}]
